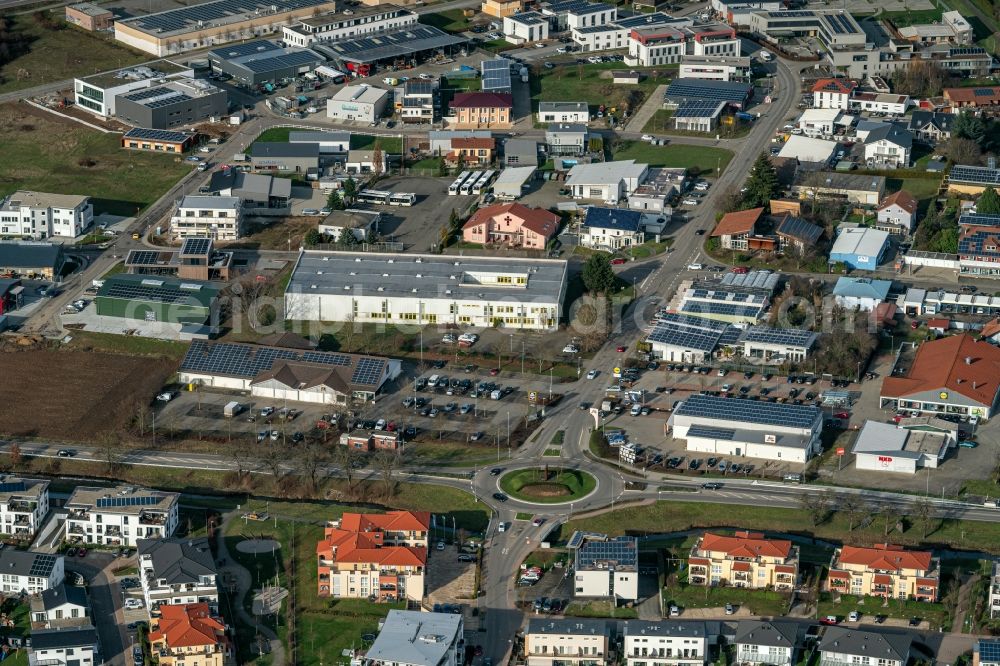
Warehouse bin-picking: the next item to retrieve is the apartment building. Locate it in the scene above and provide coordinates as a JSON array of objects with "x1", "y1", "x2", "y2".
[
  {"x1": 622, "y1": 621, "x2": 709, "y2": 666},
  {"x1": 734, "y1": 621, "x2": 798, "y2": 666},
  {"x1": 0, "y1": 191, "x2": 94, "y2": 239},
  {"x1": 449, "y1": 92, "x2": 514, "y2": 130},
  {"x1": 817, "y1": 627, "x2": 911, "y2": 666},
  {"x1": 826, "y1": 543, "x2": 939, "y2": 601},
  {"x1": 990, "y1": 561, "x2": 1000, "y2": 619},
  {"x1": 138, "y1": 537, "x2": 219, "y2": 614},
  {"x1": 0, "y1": 550, "x2": 64, "y2": 595},
  {"x1": 571, "y1": 533, "x2": 639, "y2": 602},
  {"x1": 688, "y1": 531, "x2": 798, "y2": 590},
  {"x1": 0, "y1": 476, "x2": 49, "y2": 540},
  {"x1": 149, "y1": 603, "x2": 232, "y2": 666},
  {"x1": 525, "y1": 618, "x2": 612, "y2": 666},
  {"x1": 316, "y1": 511, "x2": 430, "y2": 602},
  {"x1": 65, "y1": 486, "x2": 180, "y2": 548},
  {"x1": 28, "y1": 627, "x2": 99, "y2": 666},
  {"x1": 365, "y1": 610, "x2": 464, "y2": 666},
  {"x1": 169, "y1": 196, "x2": 243, "y2": 241}
]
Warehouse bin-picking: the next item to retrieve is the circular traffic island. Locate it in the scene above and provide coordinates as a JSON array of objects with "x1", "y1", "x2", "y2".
[{"x1": 498, "y1": 468, "x2": 598, "y2": 504}]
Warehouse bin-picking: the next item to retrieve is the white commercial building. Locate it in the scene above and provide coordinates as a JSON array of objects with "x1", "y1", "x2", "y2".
[
  {"x1": 169, "y1": 195, "x2": 243, "y2": 241},
  {"x1": 504, "y1": 11, "x2": 550, "y2": 43},
  {"x1": 285, "y1": 251, "x2": 567, "y2": 331},
  {"x1": 0, "y1": 191, "x2": 93, "y2": 239},
  {"x1": 0, "y1": 550, "x2": 64, "y2": 595},
  {"x1": 851, "y1": 420, "x2": 951, "y2": 474},
  {"x1": 0, "y1": 477, "x2": 50, "y2": 540},
  {"x1": 327, "y1": 85, "x2": 391, "y2": 123},
  {"x1": 65, "y1": 486, "x2": 180, "y2": 547},
  {"x1": 526, "y1": 619, "x2": 612, "y2": 666},
  {"x1": 646, "y1": 313, "x2": 739, "y2": 364},
  {"x1": 777, "y1": 135, "x2": 838, "y2": 164},
  {"x1": 670, "y1": 394, "x2": 823, "y2": 464},
  {"x1": 73, "y1": 65, "x2": 195, "y2": 117},
  {"x1": 679, "y1": 55, "x2": 750, "y2": 81},
  {"x1": 282, "y1": 5, "x2": 417, "y2": 46},
  {"x1": 622, "y1": 621, "x2": 709, "y2": 666},
  {"x1": 569, "y1": 532, "x2": 639, "y2": 602},
  {"x1": 832, "y1": 276, "x2": 891, "y2": 311},
  {"x1": 739, "y1": 326, "x2": 817, "y2": 364},
  {"x1": 797, "y1": 108, "x2": 842, "y2": 137},
  {"x1": 138, "y1": 536, "x2": 219, "y2": 614},
  {"x1": 288, "y1": 130, "x2": 351, "y2": 153},
  {"x1": 364, "y1": 610, "x2": 464, "y2": 666},
  {"x1": 538, "y1": 101, "x2": 590, "y2": 124},
  {"x1": 565, "y1": 160, "x2": 649, "y2": 204}
]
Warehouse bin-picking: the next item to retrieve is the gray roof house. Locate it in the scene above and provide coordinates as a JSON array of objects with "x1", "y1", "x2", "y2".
[
  {"x1": 538, "y1": 101, "x2": 590, "y2": 123},
  {"x1": 28, "y1": 626, "x2": 99, "y2": 666},
  {"x1": 817, "y1": 627, "x2": 912, "y2": 666},
  {"x1": 545, "y1": 123, "x2": 589, "y2": 156},
  {"x1": 30, "y1": 584, "x2": 89, "y2": 628},
  {"x1": 735, "y1": 621, "x2": 799, "y2": 666},
  {"x1": 504, "y1": 139, "x2": 539, "y2": 167},
  {"x1": 138, "y1": 536, "x2": 219, "y2": 612}
]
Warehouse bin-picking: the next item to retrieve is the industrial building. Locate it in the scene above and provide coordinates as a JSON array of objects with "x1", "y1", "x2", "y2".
[
  {"x1": 828, "y1": 226, "x2": 890, "y2": 271},
  {"x1": 851, "y1": 419, "x2": 952, "y2": 474},
  {"x1": 121, "y1": 128, "x2": 195, "y2": 154},
  {"x1": 65, "y1": 2, "x2": 113, "y2": 31},
  {"x1": 646, "y1": 313, "x2": 743, "y2": 363},
  {"x1": 673, "y1": 99, "x2": 726, "y2": 132},
  {"x1": 177, "y1": 339, "x2": 400, "y2": 404},
  {"x1": 94, "y1": 274, "x2": 221, "y2": 325},
  {"x1": 114, "y1": 0, "x2": 339, "y2": 56},
  {"x1": 326, "y1": 85, "x2": 391, "y2": 123},
  {"x1": 312, "y1": 25, "x2": 466, "y2": 78},
  {"x1": 249, "y1": 142, "x2": 320, "y2": 173},
  {"x1": 0, "y1": 191, "x2": 93, "y2": 239},
  {"x1": 284, "y1": 251, "x2": 568, "y2": 331},
  {"x1": 208, "y1": 169, "x2": 292, "y2": 213},
  {"x1": 169, "y1": 196, "x2": 243, "y2": 241},
  {"x1": 114, "y1": 79, "x2": 228, "y2": 130},
  {"x1": 670, "y1": 394, "x2": 823, "y2": 464},
  {"x1": 208, "y1": 40, "x2": 325, "y2": 87},
  {"x1": 281, "y1": 4, "x2": 418, "y2": 46},
  {"x1": 288, "y1": 130, "x2": 351, "y2": 153},
  {"x1": 0, "y1": 242, "x2": 65, "y2": 279},
  {"x1": 74, "y1": 63, "x2": 193, "y2": 117},
  {"x1": 664, "y1": 78, "x2": 753, "y2": 110}
]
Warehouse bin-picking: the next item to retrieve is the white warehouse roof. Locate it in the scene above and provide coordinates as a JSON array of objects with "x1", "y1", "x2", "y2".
[{"x1": 777, "y1": 135, "x2": 838, "y2": 163}]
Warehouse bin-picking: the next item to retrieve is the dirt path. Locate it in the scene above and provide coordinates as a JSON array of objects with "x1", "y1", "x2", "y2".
[
  {"x1": 217, "y1": 512, "x2": 286, "y2": 666},
  {"x1": 626, "y1": 84, "x2": 668, "y2": 134},
  {"x1": 951, "y1": 572, "x2": 981, "y2": 633}
]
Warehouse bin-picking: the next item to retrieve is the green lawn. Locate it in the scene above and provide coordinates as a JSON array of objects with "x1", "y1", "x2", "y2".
[
  {"x1": 0, "y1": 14, "x2": 147, "y2": 94},
  {"x1": 881, "y1": 7, "x2": 942, "y2": 26},
  {"x1": 612, "y1": 141, "x2": 734, "y2": 176},
  {"x1": 500, "y1": 468, "x2": 597, "y2": 503},
  {"x1": 664, "y1": 584, "x2": 790, "y2": 616},
  {"x1": 350, "y1": 134, "x2": 403, "y2": 153},
  {"x1": 531, "y1": 62, "x2": 670, "y2": 115},
  {"x1": 562, "y1": 499, "x2": 1000, "y2": 554},
  {"x1": 628, "y1": 240, "x2": 673, "y2": 259},
  {"x1": 0, "y1": 102, "x2": 190, "y2": 215},
  {"x1": 643, "y1": 109, "x2": 675, "y2": 134},
  {"x1": 563, "y1": 600, "x2": 638, "y2": 618},
  {"x1": 410, "y1": 156, "x2": 444, "y2": 173},
  {"x1": 419, "y1": 9, "x2": 471, "y2": 32},
  {"x1": 816, "y1": 592, "x2": 951, "y2": 630},
  {"x1": 254, "y1": 127, "x2": 293, "y2": 144}
]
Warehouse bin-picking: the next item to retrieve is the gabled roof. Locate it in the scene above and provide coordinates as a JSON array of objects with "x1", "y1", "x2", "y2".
[
  {"x1": 832, "y1": 277, "x2": 892, "y2": 301},
  {"x1": 775, "y1": 214, "x2": 822, "y2": 245},
  {"x1": 811, "y1": 78, "x2": 856, "y2": 96},
  {"x1": 149, "y1": 603, "x2": 227, "y2": 649},
  {"x1": 451, "y1": 137, "x2": 495, "y2": 149},
  {"x1": 584, "y1": 207, "x2": 645, "y2": 233},
  {"x1": 877, "y1": 189, "x2": 917, "y2": 214},
  {"x1": 35, "y1": 583, "x2": 88, "y2": 613},
  {"x1": 834, "y1": 543, "x2": 932, "y2": 572},
  {"x1": 318, "y1": 511, "x2": 430, "y2": 568},
  {"x1": 981, "y1": 316, "x2": 1000, "y2": 339},
  {"x1": 138, "y1": 537, "x2": 216, "y2": 585},
  {"x1": 697, "y1": 531, "x2": 793, "y2": 559},
  {"x1": 712, "y1": 207, "x2": 764, "y2": 237},
  {"x1": 907, "y1": 110, "x2": 954, "y2": 133},
  {"x1": 864, "y1": 124, "x2": 913, "y2": 148},
  {"x1": 463, "y1": 203, "x2": 559, "y2": 238},
  {"x1": 734, "y1": 621, "x2": 798, "y2": 648},
  {"x1": 450, "y1": 92, "x2": 513, "y2": 109},
  {"x1": 817, "y1": 627, "x2": 912, "y2": 662},
  {"x1": 30, "y1": 626, "x2": 98, "y2": 650},
  {"x1": 881, "y1": 333, "x2": 1000, "y2": 408},
  {"x1": 945, "y1": 86, "x2": 1000, "y2": 104}
]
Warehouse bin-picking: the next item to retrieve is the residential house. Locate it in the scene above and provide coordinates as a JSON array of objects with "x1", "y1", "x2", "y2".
[
  {"x1": 565, "y1": 160, "x2": 649, "y2": 203},
  {"x1": 345, "y1": 150, "x2": 388, "y2": 175},
  {"x1": 208, "y1": 170, "x2": 292, "y2": 212},
  {"x1": 876, "y1": 190, "x2": 918, "y2": 235},
  {"x1": 482, "y1": 0, "x2": 523, "y2": 18},
  {"x1": 832, "y1": 277, "x2": 892, "y2": 311},
  {"x1": 28, "y1": 627, "x2": 99, "y2": 666},
  {"x1": 774, "y1": 214, "x2": 822, "y2": 254},
  {"x1": 711, "y1": 207, "x2": 764, "y2": 250},
  {"x1": 622, "y1": 621, "x2": 709, "y2": 666},
  {"x1": 30, "y1": 584, "x2": 89, "y2": 629},
  {"x1": 959, "y1": 223, "x2": 1000, "y2": 278},
  {"x1": 579, "y1": 207, "x2": 647, "y2": 251},
  {"x1": 817, "y1": 627, "x2": 911, "y2": 666},
  {"x1": 462, "y1": 203, "x2": 559, "y2": 249},
  {"x1": 627, "y1": 26, "x2": 687, "y2": 67},
  {"x1": 0, "y1": 477, "x2": 50, "y2": 540},
  {"x1": 525, "y1": 618, "x2": 612, "y2": 666},
  {"x1": 797, "y1": 108, "x2": 842, "y2": 137},
  {"x1": 316, "y1": 511, "x2": 429, "y2": 602},
  {"x1": 906, "y1": 111, "x2": 954, "y2": 143},
  {"x1": 319, "y1": 210, "x2": 381, "y2": 243},
  {"x1": 797, "y1": 173, "x2": 886, "y2": 206},
  {"x1": 148, "y1": 603, "x2": 232, "y2": 666},
  {"x1": 64, "y1": 486, "x2": 180, "y2": 547},
  {"x1": 826, "y1": 543, "x2": 940, "y2": 601},
  {"x1": 546, "y1": 123, "x2": 589, "y2": 156},
  {"x1": 812, "y1": 78, "x2": 856, "y2": 110},
  {"x1": 990, "y1": 561, "x2": 1000, "y2": 619},
  {"x1": 863, "y1": 124, "x2": 913, "y2": 168},
  {"x1": 538, "y1": 101, "x2": 590, "y2": 124},
  {"x1": 169, "y1": 195, "x2": 243, "y2": 241},
  {"x1": 0, "y1": 550, "x2": 64, "y2": 595},
  {"x1": 734, "y1": 621, "x2": 799, "y2": 666},
  {"x1": 945, "y1": 86, "x2": 1000, "y2": 108},
  {"x1": 445, "y1": 138, "x2": 496, "y2": 166},
  {"x1": 678, "y1": 55, "x2": 751, "y2": 82},
  {"x1": 504, "y1": 11, "x2": 550, "y2": 43},
  {"x1": 138, "y1": 537, "x2": 219, "y2": 614},
  {"x1": 365, "y1": 610, "x2": 464, "y2": 666},
  {"x1": 0, "y1": 191, "x2": 94, "y2": 239},
  {"x1": 850, "y1": 92, "x2": 909, "y2": 115},
  {"x1": 450, "y1": 92, "x2": 513, "y2": 129},
  {"x1": 570, "y1": 532, "x2": 639, "y2": 602},
  {"x1": 687, "y1": 531, "x2": 799, "y2": 590},
  {"x1": 428, "y1": 130, "x2": 492, "y2": 154},
  {"x1": 976, "y1": 639, "x2": 1000, "y2": 666}
]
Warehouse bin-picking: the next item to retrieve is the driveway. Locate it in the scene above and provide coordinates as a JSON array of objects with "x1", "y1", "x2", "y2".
[{"x1": 66, "y1": 555, "x2": 125, "y2": 666}]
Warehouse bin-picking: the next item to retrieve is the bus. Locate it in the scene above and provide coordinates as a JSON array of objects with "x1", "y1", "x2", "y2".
[
  {"x1": 448, "y1": 170, "x2": 472, "y2": 195},
  {"x1": 356, "y1": 189, "x2": 392, "y2": 205},
  {"x1": 471, "y1": 170, "x2": 495, "y2": 195},
  {"x1": 460, "y1": 172, "x2": 480, "y2": 196},
  {"x1": 388, "y1": 192, "x2": 416, "y2": 206}
]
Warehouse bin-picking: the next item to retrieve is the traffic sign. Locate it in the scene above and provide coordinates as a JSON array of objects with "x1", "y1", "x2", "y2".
[
  {"x1": 613, "y1": 367, "x2": 621, "y2": 374},
  {"x1": 836, "y1": 447, "x2": 845, "y2": 456}
]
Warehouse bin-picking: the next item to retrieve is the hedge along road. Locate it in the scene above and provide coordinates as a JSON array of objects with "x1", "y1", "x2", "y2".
[{"x1": 498, "y1": 467, "x2": 598, "y2": 504}]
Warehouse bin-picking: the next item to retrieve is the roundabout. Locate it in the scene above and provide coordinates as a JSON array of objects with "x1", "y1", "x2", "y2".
[{"x1": 497, "y1": 467, "x2": 598, "y2": 504}]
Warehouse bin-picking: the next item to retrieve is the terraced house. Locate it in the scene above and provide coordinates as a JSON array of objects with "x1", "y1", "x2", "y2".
[
  {"x1": 316, "y1": 511, "x2": 429, "y2": 602},
  {"x1": 687, "y1": 531, "x2": 798, "y2": 590},
  {"x1": 826, "y1": 543, "x2": 939, "y2": 601}
]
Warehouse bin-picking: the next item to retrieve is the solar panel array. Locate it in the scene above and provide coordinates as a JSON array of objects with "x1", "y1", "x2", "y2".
[
  {"x1": 647, "y1": 313, "x2": 733, "y2": 352},
  {"x1": 95, "y1": 495, "x2": 161, "y2": 508},
  {"x1": 101, "y1": 281, "x2": 203, "y2": 305},
  {"x1": 666, "y1": 79, "x2": 752, "y2": 104},
  {"x1": 676, "y1": 394, "x2": 819, "y2": 429},
  {"x1": 241, "y1": 49, "x2": 322, "y2": 74},
  {"x1": 950, "y1": 47, "x2": 986, "y2": 57},
  {"x1": 977, "y1": 641, "x2": 1000, "y2": 663},
  {"x1": 126, "y1": 250, "x2": 163, "y2": 266},
  {"x1": 317, "y1": 25, "x2": 465, "y2": 64},
  {"x1": 974, "y1": 88, "x2": 997, "y2": 96},
  {"x1": 681, "y1": 301, "x2": 762, "y2": 318},
  {"x1": 0, "y1": 481, "x2": 26, "y2": 493},
  {"x1": 123, "y1": 0, "x2": 330, "y2": 35},
  {"x1": 777, "y1": 215, "x2": 822, "y2": 244},
  {"x1": 767, "y1": 10, "x2": 815, "y2": 17},
  {"x1": 959, "y1": 213, "x2": 1000, "y2": 227},
  {"x1": 124, "y1": 128, "x2": 189, "y2": 143},
  {"x1": 674, "y1": 100, "x2": 724, "y2": 118},
  {"x1": 482, "y1": 59, "x2": 512, "y2": 93},
  {"x1": 350, "y1": 357, "x2": 387, "y2": 387},
  {"x1": 688, "y1": 289, "x2": 761, "y2": 304},
  {"x1": 741, "y1": 326, "x2": 816, "y2": 347},
  {"x1": 958, "y1": 228, "x2": 1000, "y2": 258},
  {"x1": 181, "y1": 237, "x2": 212, "y2": 256},
  {"x1": 950, "y1": 165, "x2": 1000, "y2": 185},
  {"x1": 29, "y1": 554, "x2": 57, "y2": 578},
  {"x1": 687, "y1": 425, "x2": 735, "y2": 440},
  {"x1": 577, "y1": 537, "x2": 637, "y2": 570},
  {"x1": 822, "y1": 13, "x2": 859, "y2": 34}
]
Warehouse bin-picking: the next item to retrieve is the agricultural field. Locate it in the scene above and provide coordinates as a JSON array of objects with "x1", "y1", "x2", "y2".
[{"x1": 0, "y1": 349, "x2": 175, "y2": 440}]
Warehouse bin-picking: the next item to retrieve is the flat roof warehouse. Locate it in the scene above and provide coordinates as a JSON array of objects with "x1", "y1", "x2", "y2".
[
  {"x1": 118, "y1": 0, "x2": 335, "y2": 38},
  {"x1": 312, "y1": 25, "x2": 466, "y2": 65}
]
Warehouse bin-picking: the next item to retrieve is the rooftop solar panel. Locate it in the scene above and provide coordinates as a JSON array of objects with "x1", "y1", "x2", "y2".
[
  {"x1": 576, "y1": 536, "x2": 637, "y2": 570},
  {"x1": 350, "y1": 357, "x2": 387, "y2": 387},
  {"x1": 180, "y1": 340, "x2": 388, "y2": 382},
  {"x1": 675, "y1": 394, "x2": 819, "y2": 429},
  {"x1": 978, "y1": 641, "x2": 1000, "y2": 663},
  {"x1": 100, "y1": 282, "x2": 207, "y2": 306},
  {"x1": 681, "y1": 301, "x2": 762, "y2": 317},
  {"x1": 959, "y1": 213, "x2": 1000, "y2": 227},
  {"x1": 666, "y1": 79, "x2": 752, "y2": 105},
  {"x1": 0, "y1": 481, "x2": 26, "y2": 493},
  {"x1": 674, "y1": 100, "x2": 725, "y2": 118},
  {"x1": 740, "y1": 326, "x2": 816, "y2": 347},
  {"x1": 123, "y1": 128, "x2": 190, "y2": 143},
  {"x1": 29, "y1": 554, "x2": 57, "y2": 578},
  {"x1": 125, "y1": 250, "x2": 163, "y2": 266},
  {"x1": 96, "y1": 495, "x2": 161, "y2": 508},
  {"x1": 950, "y1": 165, "x2": 1000, "y2": 185},
  {"x1": 687, "y1": 425, "x2": 735, "y2": 440},
  {"x1": 122, "y1": 0, "x2": 330, "y2": 35},
  {"x1": 482, "y1": 58, "x2": 512, "y2": 92},
  {"x1": 181, "y1": 237, "x2": 212, "y2": 256}
]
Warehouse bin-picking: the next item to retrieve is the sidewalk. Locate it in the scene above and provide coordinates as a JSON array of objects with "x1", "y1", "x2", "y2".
[{"x1": 626, "y1": 84, "x2": 668, "y2": 134}]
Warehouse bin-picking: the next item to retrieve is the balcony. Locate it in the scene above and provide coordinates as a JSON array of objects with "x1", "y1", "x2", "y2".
[
  {"x1": 139, "y1": 512, "x2": 167, "y2": 526},
  {"x1": 67, "y1": 510, "x2": 90, "y2": 520},
  {"x1": 9, "y1": 502, "x2": 35, "y2": 513}
]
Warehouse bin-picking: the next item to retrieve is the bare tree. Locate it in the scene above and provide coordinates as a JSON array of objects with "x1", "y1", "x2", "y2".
[
  {"x1": 298, "y1": 442, "x2": 330, "y2": 494},
  {"x1": 839, "y1": 494, "x2": 868, "y2": 532},
  {"x1": 331, "y1": 444, "x2": 358, "y2": 489},
  {"x1": 874, "y1": 503, "x2": 899, "y2": 538},
  {"x1": 8, "y1": 443, "x2": 22, "y2": 469},
  {"x1": 799, "y1": 492, "x2": 833, "y2": 527},
  {"x1": 910, "y1": 497, "x2": 936, "y2": 539},
  {"x1": 373, "y1": 450, "x2": 399, "y2": 498},
  {"x1": 97, "y1": 431, "x2": 125, "y2": 475},
  {"x1": 228, "y1": 439, "x2": 256, "y2": 484},
  {"x1": 259, "y1": 445, "x2": 285, "y2": 481}
]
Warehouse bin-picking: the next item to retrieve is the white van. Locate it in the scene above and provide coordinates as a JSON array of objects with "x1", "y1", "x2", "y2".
[
  {"x1": 427, "y1": 374, "x2": 440, "y2": 386},
  {"x1": 490, "y1": 389, "x2": 502, "y2": 400}
]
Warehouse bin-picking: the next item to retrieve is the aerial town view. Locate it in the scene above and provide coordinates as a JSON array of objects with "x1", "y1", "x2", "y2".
[{"x1": 5, "y1": 0, "x2": 1000, "y2": 663}]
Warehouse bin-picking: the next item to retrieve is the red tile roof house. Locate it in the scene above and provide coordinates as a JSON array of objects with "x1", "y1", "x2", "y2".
[
  {"x1": 462, "y1": 203, "x2": 559, "y2": 249},
  {"x1": 826, "y1": 543, "x2": 939, "y2": 601},
  {"x1": 876, "y1": 190, "x2": 918, "y2": 235},
  {"x1": 812, "y1": 78, "x2": 857, "y2": 109},
  {"x1": 711, "y1": 207, "x2": 775, "y2": 251},
  {"x1": 148, "y1": 603, "x2": 232, "y2": 666}
]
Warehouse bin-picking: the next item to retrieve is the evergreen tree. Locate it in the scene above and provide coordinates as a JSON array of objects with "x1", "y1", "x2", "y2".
[
  {"x1": 326, "y1": 190, "x2": 345, "y2": 211},
  {"x1": 304, "y1": 228, "x2": 321, "y2": 247},
  {"x1": 742, "y1": 153, "x2": 780, "y2": 209},
  {"x1": 582, "y1": 254, "x2": 618, "y2": 295},
  {"x1": 979, "y1": 186, "x2": 1000, "y2": 215},
  {"x1": 954, "y1": 111, "x2": 987, "y2": 145},
  {"x1": 342, "y1": 177, "x2": 357, "y2": 203}
]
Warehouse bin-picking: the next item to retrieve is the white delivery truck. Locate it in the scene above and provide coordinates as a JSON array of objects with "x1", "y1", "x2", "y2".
[{"x1": 224, "y1": 401, "x2": 243, "y2": 417}]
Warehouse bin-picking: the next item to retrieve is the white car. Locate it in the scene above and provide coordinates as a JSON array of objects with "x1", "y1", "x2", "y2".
[
  {"x1": 586, "y1": 370, "x2": 598, "y2": 380},
  {"x1": 124, "y1": 599, "x2": 144, "y2": 610},
  {"x1": 301, "y1": 208, "x2": 320, "y2": 216},
  {"x1": 630, "y1": 404, "x2": 642, "y2": 416},
  {"x1": 184, "y1": 156, "x2": 202, "y2": 162},
  {"x1": 534, "y1": 42, "x2": 546, "y2": 48},
  {"x1": 682, "y1": 198, "x2": 699, "y2": 206},
  {"x1": 375, "y1": 419, "x2": 387, "y2": 430},
  {"x1": 458, "y1": 333, "x2": 478, "y2": 344},
  {"x1": 687, "y1": 263, "x2": 704, "y2": 270},
  {"x1": 562, "y1": 344, "x2": 579, "y2": 354},
  {"x1": 156, "y1": 391, "x2": 175, "y2": 402},
  {"x1": 442, "y1": 333, "x2": 457, "y2": 344},
  {"x1": 419, "y1": 73, "x2": 435, "y2": 80},
  {"x1": 556, "y1": 46, "x2": 568, "y2": 53},
  {"x1": 641, "y1": 134, "x2": 654, "y2": 142},
  {"x1": 694, "y1": 181, "x2": 710, "y2": 191}
]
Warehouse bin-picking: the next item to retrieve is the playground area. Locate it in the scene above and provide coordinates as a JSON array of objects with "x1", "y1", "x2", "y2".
[{"x1": 236, "y1": 538, "x2": 281, "y2": 555}]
